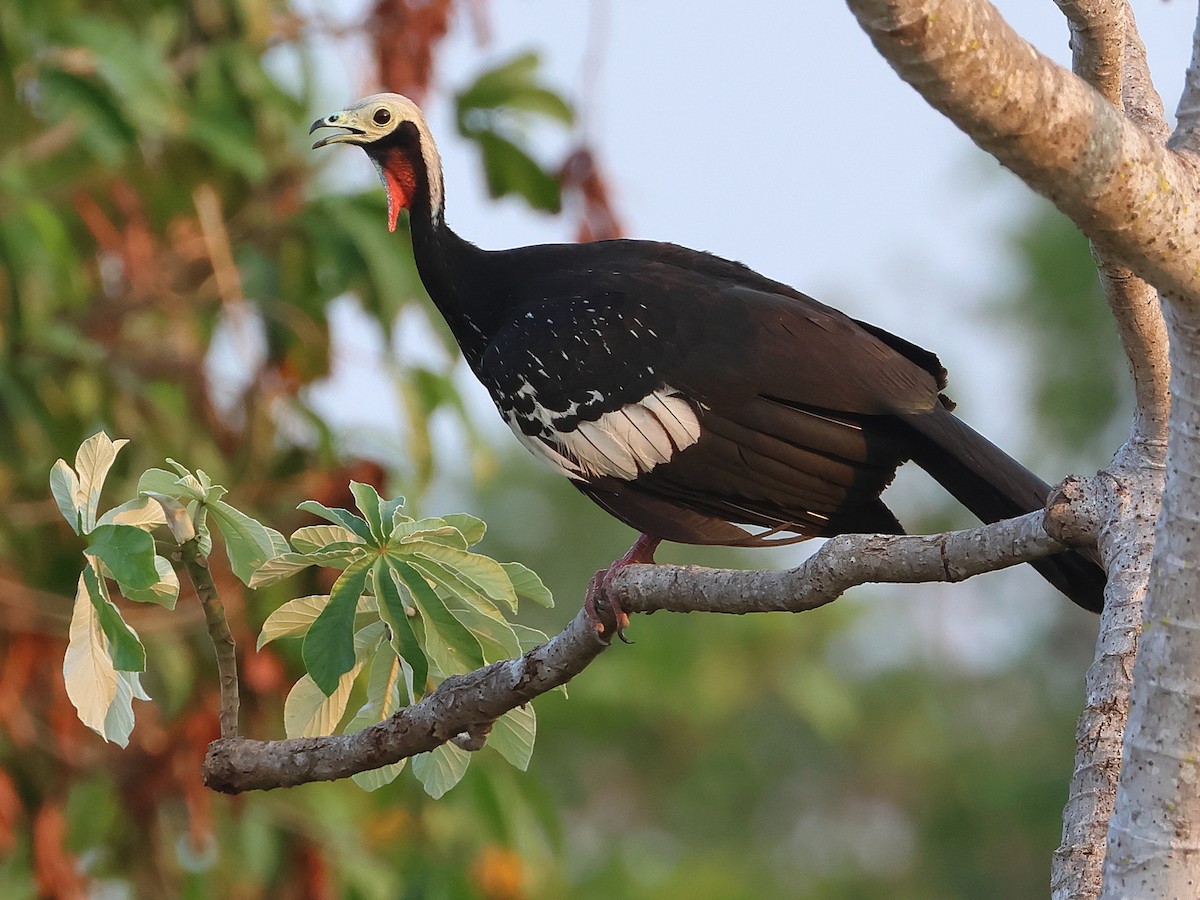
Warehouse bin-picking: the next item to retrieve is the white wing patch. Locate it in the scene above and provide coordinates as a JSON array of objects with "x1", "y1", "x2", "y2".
[{"x1": 505, "y1": 387, "x2": 702, "y2": 481}]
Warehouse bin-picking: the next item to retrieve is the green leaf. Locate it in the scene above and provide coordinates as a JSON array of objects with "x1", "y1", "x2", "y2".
[
  {"x1": 248, "y1": 548, "x2": 367, "y2": 588},
  {"x1": 284, "y1": 621, "x2": 386, "y2": 738},
  {"x1": 75, "y1": 432, "x2": 129, "y2": 533},
  {"x1": 390, "y1": 517, "x2": 460, "y2": 545},
  {"x1": 82, "y1": 567, "x2": 146, "y2": 672},
  {"x1": 474, "y1": 131, "x2": 562, "y2": 213},
  {"x1": 512, "y1": 622, "x2": 551, "y2": 653},
  {"x1": 296, "y1": 500, "x2": 373, "y2": 541},
  {"x1": 389, "y1": 559, "x2": 485, "y2": 672},
  {"x1": 257, "y1": 595, "x2": 330, "y2": 649},
  {"x1": 380, "y1": 495, "x2": 408, "y2": 530},
  {"x1": 209, "y1": 499, "x2": 285, "y2": 585},
  {"x1": 87, "y1": 524, "x2": 159, "y2": 591},
  {"x1": 63, "y1": 574, "x2": 149, "y2": 746},
  {"x1": 489, "y1": 705, "x2": 536, "y2": 771},
  {"x1": 346, "y1": 651, "x2": 407, "y2": 791},
  {"x1": 290, "y1": 524, "x2": 364, "y2": 554},
  {"x1": 303, "y1": 558, "x2": 373, "y2": 695},
  {"x1": 50, "y1": 458, "x2": 82, "y2": 534},
  {"x1": 283, "y1": 673, "x2": 356, "y2": 739},
  {"x1": 501, "y1": 561, "x2": 554, "y2": 608},
  {"x1": 412, "y1": 741, "x2": 471, "y2": 799},
  {"x1": 411, "y1": 559, "x2": 519, "y2": 662},
  {"x1": 349, "y1": 481, "x2": 385, "y2": 541},
  {"x1": 137, "y1": 467, "x2": 205, "y2": 503},
  {"x1": 97, "y1": 495, "x2": 167, "y2": 531},
  {"x1": 63, "y1": 575, "x2": 121, "y2": 742},
  {"x1": 443, "y1": 513, "x2": 486, "y2": 546},
  {"x1": 119, "y1": 556, "x2": 180, "y2": 609},
  {"x1": 457, "y1": 53, "x2": 574, "y2": 125},
  {"x1": 372, "y1": 560, "x2": 428, "y2": 696},
  {"x1": 406, "y1": 540, "x2": 517, "y2": 612}
]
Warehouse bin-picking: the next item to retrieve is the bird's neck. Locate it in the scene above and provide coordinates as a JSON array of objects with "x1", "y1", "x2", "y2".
[{"x1": 407, "y1": 191, "x2": 495, "y2": 368}]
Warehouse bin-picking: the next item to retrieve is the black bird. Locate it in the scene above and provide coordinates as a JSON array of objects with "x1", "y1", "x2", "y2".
[{"x1": 311, "y1": 94, "x2": 1105, "y2": 625}]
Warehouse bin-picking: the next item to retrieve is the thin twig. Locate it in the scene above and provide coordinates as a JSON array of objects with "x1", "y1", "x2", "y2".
[{"x1": 180, "y1": 540, "x2": 240, "y2": 739}]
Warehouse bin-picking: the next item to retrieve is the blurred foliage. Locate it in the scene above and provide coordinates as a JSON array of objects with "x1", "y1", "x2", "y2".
[
  {"x1": 997, "y1": 202, "x2": 1132, "y2": 467},
  {"x1": 0, "y1": 0, "x2": 1114, "y2": 898}
]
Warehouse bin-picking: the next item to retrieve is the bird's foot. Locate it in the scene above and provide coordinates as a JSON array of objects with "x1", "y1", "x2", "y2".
[{"x1": 584, "y1": 535, "x2": 661, "y2": 643}]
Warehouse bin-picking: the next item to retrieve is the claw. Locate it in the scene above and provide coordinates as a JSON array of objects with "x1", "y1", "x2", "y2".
[{"x1": 583, "y1": 534, "x2": 660, "y2": 642}]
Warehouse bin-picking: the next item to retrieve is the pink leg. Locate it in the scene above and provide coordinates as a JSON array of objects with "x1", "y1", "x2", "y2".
[{"x1": 584, "y1": 534, "x2": 661, "y2": 641}]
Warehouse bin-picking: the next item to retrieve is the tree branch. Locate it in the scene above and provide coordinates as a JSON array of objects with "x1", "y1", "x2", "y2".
[
  {"x1": 1103, "y1": 306, "x2": 1200, "y2": 897},
  {"x1": 1048, "y1": 2, "x2": 1170, "y2": 449},
  {"x1": 202, "y1": 510, "x2": 1090, "y2": 794},
  {"x1": 845, "y1": 0, "x2": 1200, "y2": 307},
  {"x1": 1171, "y1": 6, "x2": 1200, "y2": 152}
]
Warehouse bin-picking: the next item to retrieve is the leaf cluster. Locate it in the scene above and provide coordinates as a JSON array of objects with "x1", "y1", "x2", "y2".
[{"x1": 51, "y1": 432, "x2": 552, "y2": 797}]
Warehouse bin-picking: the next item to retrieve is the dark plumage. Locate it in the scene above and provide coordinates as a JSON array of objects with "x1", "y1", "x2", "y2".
[{"x1": 311, "y1": 94, "x2": 1105, "y2": 614}]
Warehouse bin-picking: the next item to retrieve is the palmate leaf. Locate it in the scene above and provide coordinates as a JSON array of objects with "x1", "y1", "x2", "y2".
[
  {"x1": 347, "y1": 649, "x2": 407, "y2": 791},
  {"x1": 303, "y1": 557, "x2": 374, "y2": 695},
  {"x1": 290, "y1": 524, "x2": 364, "y2": 553},
  {"x1": 296, "y1": 500, "x2": 373, "y2": 541},
  {"x1": 409, "y1": 558, "x2": 520, "y2": 663},
  {"x1": 285, "y1": 621, "x2": 386, "y2": 738},
  {"x1": 442, "y1": 513, "x2": 486, "y2": 546},
  {"x1": 390, "y1": 517, "x2": 462, "y2": 545},
  {"x1": 372, "y1": 560, "x2": 428, "y2": 696},
  {"x1": 388, "y1": 558, "x2": 485, "y2": 673},
  {"x1": 501, "y1": 561, "x2": 554, "y2": 608},
  {"x1": 249, "y1": 548, "x2": 366, "y2": 588},
  {"x1": 412, "y1": 742, "x2": 472, "y2": 800},
  {"x1": 50, "y1": 458, "x2": 82, "y2": 534},
  {"x1": 75, "y1": 432, "x2": 129, "y2": 534},
  {"x1": 489, "y1": 705, "x2": 536, "y2": 772},
  {"x1": 97, "y1": 496, "x2": 168, "y2": 531},
  {"x1": 257, "y1": 595, "x2": 331, "y2": 649},
  {"x1": 86, "y1": 524, "x2": 159, "y2": 592},
  {"x1": 405, "y1": 540, "x2": 517, "y2": 612},
  {"x1": 64, "y1": 573, "x2": 150, "y2": 747},
  {"x1": 349, "y1": 481, "x2": 386, "y2": 542},
  {"x1": 137, "y1": 467, "x2": 205, "y2": 503},
  {"x1": 209, "y1": 499, "x2": 287, "y2": 585},
  {"x1": 82, "y1": 567, "x2": 146, "y2": 673},
  {"x1": 119, "y1": 555, "x2": 179, "y2": 609}
]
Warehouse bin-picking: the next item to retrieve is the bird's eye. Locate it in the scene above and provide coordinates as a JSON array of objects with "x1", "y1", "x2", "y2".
[{"x1": 373, "y1": 108, "x2": 392, "y2": 126}]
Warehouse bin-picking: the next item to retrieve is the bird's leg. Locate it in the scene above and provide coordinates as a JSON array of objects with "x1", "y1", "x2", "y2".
[{"x1": 584, "y1": 534, "x2": 661, "y2": 642}]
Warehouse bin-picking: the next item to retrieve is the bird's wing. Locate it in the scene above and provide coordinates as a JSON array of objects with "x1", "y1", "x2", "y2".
[{"x1": 477, "y1": 251, "x2": 946, "y2": 541}]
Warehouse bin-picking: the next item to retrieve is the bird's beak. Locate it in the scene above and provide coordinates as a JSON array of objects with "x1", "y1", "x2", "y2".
[{"x1": 310, "y1": 112, "x2": 366, "y2": 149}]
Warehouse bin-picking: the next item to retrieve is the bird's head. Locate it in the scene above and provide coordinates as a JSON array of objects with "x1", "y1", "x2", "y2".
[{"x1": 311, "y1": 93, "x2": 444, "y2": 232}]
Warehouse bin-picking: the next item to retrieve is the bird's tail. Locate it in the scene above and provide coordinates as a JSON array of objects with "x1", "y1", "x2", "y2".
[{"x1": 906, "y1": 405, "x2": 1106, "y2": 612}]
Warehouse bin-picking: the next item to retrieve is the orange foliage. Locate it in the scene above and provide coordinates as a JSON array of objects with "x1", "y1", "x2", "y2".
[{"x1": 472, "y1": 845, "x2": 525, "y2": 900}]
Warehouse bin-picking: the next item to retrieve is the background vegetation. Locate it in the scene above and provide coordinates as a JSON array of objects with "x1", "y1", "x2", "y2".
[{"x1": 0, "y1": 1, "x2": 1126, "y2": 896}]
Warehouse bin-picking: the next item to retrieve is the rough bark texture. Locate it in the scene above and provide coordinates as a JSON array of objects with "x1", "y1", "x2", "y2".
[
  {"x1": 844, "y1": 0, "x2": 1199, "y2": 896},
  {"x1": 1103, "y1": 307, "x2": 1200, "y2": 896},
  {"x1": 202, "y1": 513, "x2": 1087, "y2": 793},
  {"x1": 181, "y1": 540, "x2": 240, "y2": 740},
  {"x1": 847, "y1": 0, "x2": 1200, "y2": 307}
]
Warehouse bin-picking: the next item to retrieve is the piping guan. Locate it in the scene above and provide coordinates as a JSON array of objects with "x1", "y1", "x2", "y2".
[{"x1": 310, "y1": 93, "x2": 1105, "y2": 620}]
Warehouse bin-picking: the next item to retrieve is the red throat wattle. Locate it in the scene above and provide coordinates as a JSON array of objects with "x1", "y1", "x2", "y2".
[{"x1": 380, "y1": 147, "x2": 417, "y2": 232}]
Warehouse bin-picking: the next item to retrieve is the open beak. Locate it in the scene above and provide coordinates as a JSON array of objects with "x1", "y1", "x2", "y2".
[{"x1": 310, "y1": 113, "x2": 366, "y2": 149}]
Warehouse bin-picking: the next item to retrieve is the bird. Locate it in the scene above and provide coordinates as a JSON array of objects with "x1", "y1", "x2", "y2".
[{"x1": 310, "y1": 93, "x2": 1106, "y2": 630}]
